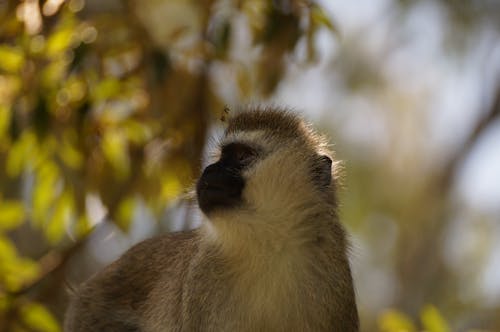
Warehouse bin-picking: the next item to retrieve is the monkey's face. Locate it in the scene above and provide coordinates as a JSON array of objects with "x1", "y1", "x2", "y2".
[{"x1": 196, "y1": 129, "x2": 333, "y2": 221}]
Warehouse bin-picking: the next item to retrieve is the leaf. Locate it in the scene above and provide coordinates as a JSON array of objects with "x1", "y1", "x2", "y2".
[
  {"x1": 0, "y1": 294, "x2": 10, "y2": 311},
  {"x1": 160, "y1": 166, "x2": 186, "y2": 203},
  {"x1": 0, "y1": 45, "x2": 25, "y2": 72},
  {"x1": 123, "y1": 119, "x2": 153, "y2": 145},
  {"x1": 58, "y1": 131, "x2": 83, "y2": 169},
  {"x1": 92, "y1": 78, "x2": 122, "y2": 102},
  {"x1": 0, "y1": 200, "x2": 25, "y2": 230},
  {"x1": 6, "y1": 131, "x2": 37, "y2": 177},
  {"x1": 32, "y1": 161, "x2": 59, "y2": 226},
  {"x1": 102, "y1": 129, "x2": 130, "y2": 179},
  {"x1": 20, "y1": 302, "x2": 61, "y2": 332},
  {"x1": 0, "y1": 235, "x2": 18, "y2": 262},
  {"x1": 0, "y1": 235, "x2": 39, "y2": 292},
  {"x1": 74, "y1": 214, "x2": 91, "y2": 237},
  {"x1": 46, "y1": 26, "x2": 74, "y2": 57},
  {"x1": 40, "y1": 60, "x2": 68, "y2": 89},
  {"x1": 3, "y1": 258, "x2": 39, "y2": 292},
  {"x1": 45, "y1": 191, "x2": 73, "y2": 244},
  {"x1": 115, "y1": 196, "x2": 135, "y2": 231},
  {"x1": 311, "y1": 4, "x2": 339, "y2": 36},
  {"x1": 420, "y1": 305, "x2": 450, "y2": 332},
  {"x1": 0, "y1": 105, "x2": 12, "y2": 142},
  {"x1": 378, "y1": 309, "x2": 417, "y2": 332}
]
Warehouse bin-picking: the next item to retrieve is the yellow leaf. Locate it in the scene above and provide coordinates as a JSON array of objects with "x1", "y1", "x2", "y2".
[
  {"x1": 6, "y1": 131, "x2": 36, "y2": 177},
  {"x1": 3, "y1": 258, "x2": 39, "y2": 292},
  {"x1": 0, "y1": 235, "x2": 18, "y2": 262},
  {"x1": 74, "y1": 214, "x2": 91, "y2": 237},
  {"x1": 93, "y1": 78, "x2": 122, "y2": 101},
  {"x1": 0, "y1": 105, "x2": 12, "y2": 142},
  {"x1": 46, "y1": 26, "x2": 74, "y2": 57},
  {"x1": 45, "y1": 191, "x2": 73, "y2": 244},
  {"x1": 115, "y1": 196, "x2": 135, "y2": 231},
  {"x1": 378, "y1": 309, "x2": 417, "y2": 332},
  {"x1": 41, "y1": 61, "x2": 67, "y2": 89},
  {"x1": 0, "y1": 46, "x2": 25, "y2": 72},
  {"x1": 0, "y1": 235, "x2": 39, "y2": 292},
  {"x1": 102, "y1": 130, "x2": 130, "y2": 179},
  {"x1": 0, "y1": 200, "x2": 25, "y2": 230},
  {"x1": 123, "y1": 119, "x2": 153, "y2": 144},
  {"x1": 0, "y1": 294, "x2": 10, "y2": 311},
  {"x1": 160, "y1": 173, "x2": 182, "y2": 203},
  {"x1": 64, "y1": 77, "x2": 86, "y2": 102},
  {"x1": 58, "y1": 131, "x2": 83, "y2": 169},
  {"x1": 20, "y1": 302, "x2": 61, "y2": 332},
  {"x1": 420, "y1": 305, "x2": 450, "y2": 332},
  {"x1": 32, "y1": 161, "x2": 59, "y2": 226}
]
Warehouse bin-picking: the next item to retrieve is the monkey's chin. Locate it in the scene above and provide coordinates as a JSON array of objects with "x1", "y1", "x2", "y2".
[
  {"x1": 196, "y1": 186, "x2": 243, "y2": 216},
  {"x1": 199, "y1": 203, "x2": 242, "y2": 219}
]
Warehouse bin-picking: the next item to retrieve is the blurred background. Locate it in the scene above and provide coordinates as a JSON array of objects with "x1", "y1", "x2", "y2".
[{"x1": 0, "y1": 0, "x2": 499, "y2": 331}]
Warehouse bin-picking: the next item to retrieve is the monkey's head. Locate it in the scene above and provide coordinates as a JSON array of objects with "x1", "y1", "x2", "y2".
[{"x1": 196, "y1": 107, "x2": 338, "y2": 238}]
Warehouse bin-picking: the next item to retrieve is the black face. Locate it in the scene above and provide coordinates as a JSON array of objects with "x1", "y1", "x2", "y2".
[{"x1": 196, "y1": 142, "x2": 258, "y2": 215}]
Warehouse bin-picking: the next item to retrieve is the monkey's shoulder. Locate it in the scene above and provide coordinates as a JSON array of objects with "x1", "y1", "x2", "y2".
[
  {"x1": 65, "y1": 230, "x2": 200, "y2": 331},
  {"x1": 88, "y1": 229, "x2": 199, "y2": 287},
  {"x1": 74, "y1": 230, "x2": 199, "y2": 307},
  {"x1": 121, "y1": 229, "x2": 200, "y2": 265}
]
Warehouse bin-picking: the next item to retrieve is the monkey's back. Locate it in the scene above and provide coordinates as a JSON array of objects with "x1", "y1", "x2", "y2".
[{"x1": 64, "y1": 230, "x2": 199, "y2": 332}]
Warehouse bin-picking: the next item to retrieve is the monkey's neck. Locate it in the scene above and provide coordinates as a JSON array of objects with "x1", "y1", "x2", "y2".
[
  {"x1": 200, "y1": 211, "x2": 331, "y2": 271},
  {"x1": 197, "y1": 214, "x2": 336, "y2": 325}
]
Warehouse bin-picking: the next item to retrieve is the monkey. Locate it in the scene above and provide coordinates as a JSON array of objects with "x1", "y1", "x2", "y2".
[{"x1": 64, "y1": 107, "x2": 359, "y2": 332}]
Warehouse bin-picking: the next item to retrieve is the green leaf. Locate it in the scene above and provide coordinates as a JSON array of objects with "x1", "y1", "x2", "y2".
[
  {"x1": 0, "y1": 200, "x2": 25, "y2": 230},
  {"x1": 0, "y1": 46, "x2": 25, "y2": 72},
  {"x1": 378, "y1": 309, "x2": 417, "y2": 332},
  {"x1": 420, "y1": 305, "x2": 450, "y2": 332},
  {"x1": 20, "y1": 302, "x2": 61, "y2": 332}
]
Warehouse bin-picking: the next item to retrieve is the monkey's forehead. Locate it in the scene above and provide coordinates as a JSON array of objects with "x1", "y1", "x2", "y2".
[
  {"x1": 223, "y1": 130, "x2": 265, "y2": 144},
  {"x1": 225, "y1": 108, "x2": 306, "y2": 140}
]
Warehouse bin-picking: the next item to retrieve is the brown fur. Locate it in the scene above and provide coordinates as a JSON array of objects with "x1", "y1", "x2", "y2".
[{"x1": 64, "y1": 107, "x2": 359, "y2": 331}]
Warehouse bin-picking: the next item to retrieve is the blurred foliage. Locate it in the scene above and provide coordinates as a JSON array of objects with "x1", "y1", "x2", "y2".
[
  {"x1": 379, "y1": 305, "x2": 451, "y2": 332},
  {"x1": 1, "y1": 0, "x2": 499, "y2": 331},
  {"x1": 0, "y1": 0, "x2": 336, "y2": 329}
]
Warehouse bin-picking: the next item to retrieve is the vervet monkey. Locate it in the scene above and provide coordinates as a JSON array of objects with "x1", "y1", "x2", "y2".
[{"x1": 64, "y1": 107, "x2": 359, "y2": 332}]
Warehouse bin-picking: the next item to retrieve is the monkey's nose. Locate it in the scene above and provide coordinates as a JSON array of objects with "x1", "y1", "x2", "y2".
[{"x1": 196, "y1": 164, "x2": 244, "y2": 215}]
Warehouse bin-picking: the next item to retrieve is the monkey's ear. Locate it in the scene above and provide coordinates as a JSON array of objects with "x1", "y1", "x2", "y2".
[{"x1": 314, "y1": 155, "x2": 332, "y2": 188}]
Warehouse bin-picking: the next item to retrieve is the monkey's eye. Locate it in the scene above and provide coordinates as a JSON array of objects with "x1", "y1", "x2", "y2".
[{"x1": 221, "y1": 143, "x2": 258, "y2": 168}]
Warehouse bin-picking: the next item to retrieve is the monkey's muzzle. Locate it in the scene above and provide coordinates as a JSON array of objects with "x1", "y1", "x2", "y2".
[{"x1": 196, "y1": 162, "x2": 245, "y2": 215}]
